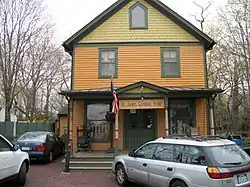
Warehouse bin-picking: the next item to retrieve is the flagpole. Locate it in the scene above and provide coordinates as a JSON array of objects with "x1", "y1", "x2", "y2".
[{"x1": 110, "y1": 75, "x2": 114, "y2": 150}]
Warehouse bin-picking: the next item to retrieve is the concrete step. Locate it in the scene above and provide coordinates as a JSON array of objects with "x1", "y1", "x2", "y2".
[
  {"x1": 70, "y1": 161, "x2": 112, "y2": 168},
  {"x1": 69, "y1": 166, "x2": 112, "y2": 170}
]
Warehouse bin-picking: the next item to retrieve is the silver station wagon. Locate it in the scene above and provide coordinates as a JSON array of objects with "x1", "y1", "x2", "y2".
[{"x1": 112, "y1": 135, "x2": 250, "y2": 187}]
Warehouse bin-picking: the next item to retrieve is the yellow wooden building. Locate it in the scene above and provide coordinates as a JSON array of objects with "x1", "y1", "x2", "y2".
[{"x1": 60, "y1": 0, "x2": 223, "y2": 153}]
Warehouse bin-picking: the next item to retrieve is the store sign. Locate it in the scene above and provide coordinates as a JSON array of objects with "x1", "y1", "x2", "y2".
[{"x1": 119, "y1": 99, "x2": 165, "y2": 109}]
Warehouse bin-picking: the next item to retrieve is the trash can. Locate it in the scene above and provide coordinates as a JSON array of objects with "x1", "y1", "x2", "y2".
[{"x1": 228, "y1": 134, "x2": 243, "y2": 148}]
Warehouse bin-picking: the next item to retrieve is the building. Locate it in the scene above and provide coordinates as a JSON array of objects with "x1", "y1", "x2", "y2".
[
  {"x1": 60, "y1": 0, "x2": 223, "y2": 153},
  {"x1": 56, "y1": 106, "x2": 68, "y2": 136}
]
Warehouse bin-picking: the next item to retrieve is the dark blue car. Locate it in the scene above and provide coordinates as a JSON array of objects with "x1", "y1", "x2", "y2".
[{"x1": 15, "y1": 131, "x2": 65, "y2": 163}]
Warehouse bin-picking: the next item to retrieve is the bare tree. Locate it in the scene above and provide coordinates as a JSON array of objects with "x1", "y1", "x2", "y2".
[
  {"x1": 0, "y1": 0, "x2": 51, "y2": 121},
  {"x1": 191, "y1": 0, "x2": 213, "y2": 31}
]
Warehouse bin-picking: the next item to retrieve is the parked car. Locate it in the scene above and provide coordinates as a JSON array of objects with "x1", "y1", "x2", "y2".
[
  {"x1": 15, "y1": 131, "x2": 65, "y2": 163},
  {"x1": 0, "y1": 134, "x2": 29, "y2": 186},
  {"x1": 112, "y1": 135, "x2": 250, "y2": 187}
]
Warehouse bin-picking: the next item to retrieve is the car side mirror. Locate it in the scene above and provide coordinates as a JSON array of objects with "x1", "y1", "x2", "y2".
[
  {"x1": 128, "y1": 151, "x2": 135, "y2": 157},
  {"x1": 13, "y1": 144, "x2": 19, "y2": 151}
]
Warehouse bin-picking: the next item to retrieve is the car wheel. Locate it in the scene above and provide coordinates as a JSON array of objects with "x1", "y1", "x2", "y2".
[
  {"x1": 44, "y1": 151, "x2": 53, "y2": 164},
  {"x1": 115, "y1": 164, "x2": 128, "y2": 186},
  {"x1": 171, "y1": 180, "x2": 188, "y2": 187},
  {"x1": 16, "y1": 162, "x2": 27, "y2": 186}
]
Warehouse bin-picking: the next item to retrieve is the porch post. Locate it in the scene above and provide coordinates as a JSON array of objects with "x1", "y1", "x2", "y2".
[
  {"x1": 164, "y1": 96, "x2": 169, "y2": 136},
  {"x1": 114, "y1": 113, "x2": 119, "y2": 155},
  {"x1": 209, "y1": 96, "x2": 215, "y2": 135},
  {"x1": 115, "y1": 113, "x2": 119, "y2": 139}
]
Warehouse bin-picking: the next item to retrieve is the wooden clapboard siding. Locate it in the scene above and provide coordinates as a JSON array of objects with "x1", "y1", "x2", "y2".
[
  {"x1": 91, "y1": 143, "x2": 110, "y2": 151},
  {"x1": 196, "y1": 98, "x2": 207, "y2": 136},
  {"x1": 157, "y1": 109, "x2": 165, "y2": 138},
  {"x1": 74, "y1": 45, "x2": 205, "y2": 89},
  {"x1": 59, "y1": 116, "x2": 67, "y2": 136},
  {"x1": 72, "y1": 100, "x2": 84, "y2": 152},
  {"x1": 80, "y1": 0, "x2": 198, "y2": 43}
]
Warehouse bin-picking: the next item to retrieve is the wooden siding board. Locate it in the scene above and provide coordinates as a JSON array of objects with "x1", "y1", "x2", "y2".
[
  {"x1": 196, "y1": 98, "x2": 207, "y2": 136},
  {"x1": 157, "y1": 109, "x2": 165, "y2": 138},
  {"x1": 74, "y1": 45, "x2": 205, "y2": 89},
  {"x1": 59, "y1": 116, "x2": 68, "y2": 136},
  {"x1": 79, "y1": 0, "x2": 198, "y2": 43},
  {"x1": 72, "y1": 100, "x2": 84, "y2": 152}
]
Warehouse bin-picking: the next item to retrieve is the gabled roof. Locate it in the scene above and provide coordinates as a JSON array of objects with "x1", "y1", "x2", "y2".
[{"x1": 62, "y1": 0, "x2": 215, "y2": 53}]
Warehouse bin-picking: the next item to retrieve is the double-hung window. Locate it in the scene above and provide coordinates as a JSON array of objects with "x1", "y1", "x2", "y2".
[
  {"x1": 99, "y1": 48, "x2": 118, "y2": 78},
  {"x1": 161, "y1": 48, "x2": 180, "y2": 77}
]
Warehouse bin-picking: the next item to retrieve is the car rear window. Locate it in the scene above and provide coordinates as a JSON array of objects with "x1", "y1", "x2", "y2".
[
  {"x1": 18, "y1": 132, "x2": 47, "y2": 141},
  {"x1": 205, "y1": 144, "x2": 250, "y2": 166}
]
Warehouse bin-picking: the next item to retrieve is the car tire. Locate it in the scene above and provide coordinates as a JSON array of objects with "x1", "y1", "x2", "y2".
[
  {"x1": 44, "y1": 151, "x2": 53, "y2": 164},
  {"x1": 16, "y1": 162, "x2": 27, "y2": 186},
  {"x1": 171, "y1": 180, "x2": 188, "y2": 187},
  {"x1": 115, "y1": 164, "x2": 128, "y2": 186}
]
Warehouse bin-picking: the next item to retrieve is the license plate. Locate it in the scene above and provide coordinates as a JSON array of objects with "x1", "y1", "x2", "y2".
[
  {"x1": 21, "y1": 147, "x2": 30, "y2": 151},
  {"x1": 237, "y1": 174, "x2": 248, "y2": 184}
]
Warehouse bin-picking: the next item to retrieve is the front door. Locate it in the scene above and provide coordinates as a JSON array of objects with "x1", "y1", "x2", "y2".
[{"x1": 124, "y1": 109, "x2": 156, "y2": 150}]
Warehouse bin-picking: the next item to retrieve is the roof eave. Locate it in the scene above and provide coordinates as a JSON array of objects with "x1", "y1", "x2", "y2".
[
  {"x1": 147, "y1": 0, "x2": 215, "y2": 50},
  {"x1": 62, "y1": 0, "x2": 130, "y2": 52}
]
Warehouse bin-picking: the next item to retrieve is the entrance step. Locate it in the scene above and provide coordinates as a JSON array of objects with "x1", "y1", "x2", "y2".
[{"x1": 63, "y1": 156, "x2": 113, "y2": 170}]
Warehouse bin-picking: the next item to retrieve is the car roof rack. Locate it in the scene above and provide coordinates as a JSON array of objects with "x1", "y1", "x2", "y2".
[{"x1": 163, "y1": 135, "x2": 226, "y2": 142}]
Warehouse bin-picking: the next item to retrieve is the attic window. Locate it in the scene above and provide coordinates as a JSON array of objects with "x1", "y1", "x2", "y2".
[{"x1": 129, "y1": 2, "x2": 148, "y2": 29}]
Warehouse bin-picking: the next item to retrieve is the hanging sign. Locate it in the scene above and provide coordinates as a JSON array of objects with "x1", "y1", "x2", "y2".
[{"x1": 119, "y1": 99, "x2": 164, "y2": 109}]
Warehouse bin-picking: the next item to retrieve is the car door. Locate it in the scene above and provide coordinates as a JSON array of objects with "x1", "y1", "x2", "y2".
[
  {"x1": 0, "y1": 136, "x2": 16, "y2": 179},
  {"x1": 52, "y1": 133, "x2": 61, "y2": 156},
  {"x1": 47, "y1": 133, "x2": 57, "y2": 155},
  {"x1": 148, "y1": 143, "x2": 175, "y2": 187},
  {"x1": 126, "y1": 143, "x2": 157, "y2": 184}
]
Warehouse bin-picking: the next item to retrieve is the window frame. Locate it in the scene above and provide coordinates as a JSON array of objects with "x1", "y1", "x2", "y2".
[
  {"x1": 161, "y1": 47, "x2": 181, "y2": 78},
  {"x1": 134, "y1": 143, "x2": 158, "y2": 159},
  {"x1": 173, "y1": 144, "x2": 209, "y2": 166},
  {"x1": 152, "y1": 143, "x2": 174, "y2": 162},
  {"x1": 0, "y1": 136, "x2": 13, "y2": 152},
  {"x1": 98, "y1": 48, "x2": 118, "y2": 79},
  {"x1": 85, "y1": 102, "x2": 111, "y2": 143},
  {"x1": 129, "y1": 2, "x2": 148, "y2": 30}
]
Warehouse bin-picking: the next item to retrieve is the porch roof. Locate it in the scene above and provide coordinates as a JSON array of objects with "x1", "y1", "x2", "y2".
[{"x1": 59, "y1": 81, "x2": 223, "y2": 98}]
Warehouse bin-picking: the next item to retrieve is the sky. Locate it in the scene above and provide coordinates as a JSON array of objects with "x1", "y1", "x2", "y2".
[{"x1": 45, "y1": 0, "x2": 227, "y2": 44}]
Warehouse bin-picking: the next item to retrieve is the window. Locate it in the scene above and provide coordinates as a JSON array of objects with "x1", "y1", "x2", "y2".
[
  {"x1": 99, "y1": 49, "x2": 118, "y2": 78},
  {"x1": 17, "y1": 132, "x2": 47, "y2": 141},
  {"x1": 174, "y1": 145, "x2": 207, "y2": 165},
  {"x1": 135, "y1": 143, "x2": 157, "y2": 159},
  {"x1": 206, "y1": 144, "x2": 250, "y2": 166},
  {"x1": 169, "y1": 100, "x2": 196, "y2": 135},
  {"x1": 48, "y1": 133, "x2": 56, "y2": 142},
  {"x1": 161, "y1": 48, "x2": 180, "y2": 77},
  {"x1": 129, "y1": 2, "x2": 148, "y2": 29},
  {"x1": 86, "y1": 103, "x2": 110, "y2": 142},
  {"x1": 0, "y1": 138, "x2": 11, "y2": 152},
  {"x1": 153, "y1": 143, "x2": 174, "y2": 161}
]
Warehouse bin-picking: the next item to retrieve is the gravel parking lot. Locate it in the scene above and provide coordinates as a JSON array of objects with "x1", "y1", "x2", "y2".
[{"x1": 4, "y1": 157, "x2": 139, "y2": 187}]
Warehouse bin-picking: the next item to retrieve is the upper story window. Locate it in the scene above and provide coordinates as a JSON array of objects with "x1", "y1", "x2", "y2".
[
  {"x1": 161, "y1": 47, "x2": 180, "y2": 78},
  {"x1": 129, "y1": 2, "x2": 148, "y2": 29},
  {"x1": 98, "y1": 48, "x2": 118, "y2": 78}
]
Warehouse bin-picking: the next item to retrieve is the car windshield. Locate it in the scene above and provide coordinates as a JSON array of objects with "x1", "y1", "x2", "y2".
[
  {"x1": 207, "y1": 144, "x2": 250, "y2": 166},
  {"x1": 17, "y1": 132, "x2": 47, "y2": 141}
]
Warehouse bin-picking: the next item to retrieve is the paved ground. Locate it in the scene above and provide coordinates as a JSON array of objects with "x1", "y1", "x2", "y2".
[{"x1": 4, "y1": 157, "x2": 139, "y2": 187}]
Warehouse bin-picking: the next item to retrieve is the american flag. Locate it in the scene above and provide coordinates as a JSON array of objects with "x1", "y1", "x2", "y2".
[{"x1": 111, "y1": 79, "x2": 119, "y2": 114}]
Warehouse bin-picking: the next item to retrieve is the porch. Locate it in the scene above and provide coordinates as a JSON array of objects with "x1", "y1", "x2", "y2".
[{"x1": 60, "y1": 81, "x2": 223, "y2": 154}]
